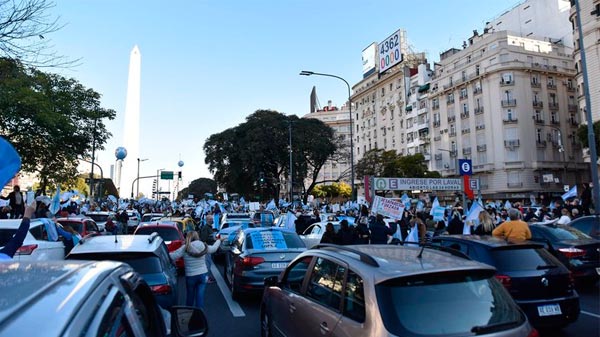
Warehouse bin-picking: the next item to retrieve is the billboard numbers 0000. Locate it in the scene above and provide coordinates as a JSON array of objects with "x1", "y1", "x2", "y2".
[{"x1": 379, "y1": 30, "x2": 403, "y2": 73}]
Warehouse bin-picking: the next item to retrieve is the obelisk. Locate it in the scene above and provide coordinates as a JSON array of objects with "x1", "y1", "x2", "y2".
[{"x1": 122, "y1": 45, "x2": 141, "y2": 198}]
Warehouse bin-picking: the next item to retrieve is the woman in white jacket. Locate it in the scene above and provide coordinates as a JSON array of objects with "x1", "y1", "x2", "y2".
[{"x1": 170, "y1": 231, "x2": 221, "y2": 308}]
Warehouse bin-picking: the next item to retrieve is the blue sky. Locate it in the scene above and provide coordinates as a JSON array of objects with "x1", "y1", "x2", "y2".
[{"x1": 47, "y1": 0, "x2": 520, "y2": 196}]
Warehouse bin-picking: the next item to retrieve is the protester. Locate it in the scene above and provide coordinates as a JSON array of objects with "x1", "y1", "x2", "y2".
[
  {"x1": 320, "y1": 222, "x2": 337, "y2": 244},
  {"x1": 336, "y1": 219, "x2": 358, "y2": 245},
  {"x1": 474, "y1": 210, "x2": 496, "y2": 235},
  {"x1": 555, "y1": 208, "x2": 571, "y2": 225},
  {"x1": 369, "y1": 214, "x2": 395, "y2": 244},
  {"x1": 581, "y1": 182, "x2": 592, "y2": 215},
  {"x1": 0, "y1": 185, "x2": 24, "y2": 219},
  {"x1": 410, "y1": 215, "x2": 427, "y2": 244},
  {"x1": 447, "y1": 211, "x2": 464, "y2": 235},
  {"x1": 492, "y1": 208, "x2": 532, "y2": 240},
  {"x1": 355, "y1": 216, "x2": 371, "y2": 244},
  {"x1": 56, "y1": 223, "x2": 82, "y2": 255},
  {"x1": 170, "y1": 231, "x2": 222, "y2": 308},
  {"x1": 0, "y1": 203, "x2": 35, "y2": 260},
  {"x1": 433, "y1": 221, "x2": 448, "y2": 237}
]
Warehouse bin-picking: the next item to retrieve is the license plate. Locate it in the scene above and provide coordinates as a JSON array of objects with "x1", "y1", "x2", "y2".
[
  {"x1": 271, "y1": 263, "x2": 287, "y2": 269},
  {"x1": 538, "y1": 304, "x2": 562, "y2": 317},
  {"x1": 596, "y1": 267, "x2": 600, "y2": 275}
]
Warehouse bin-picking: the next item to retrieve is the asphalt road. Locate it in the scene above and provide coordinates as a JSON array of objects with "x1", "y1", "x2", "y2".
[{"x1": 177, "y1": 259, "x2": 600, "y2": 337}]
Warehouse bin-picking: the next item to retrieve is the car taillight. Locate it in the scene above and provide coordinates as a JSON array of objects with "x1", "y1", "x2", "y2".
[
  {"x1": 150, "y1": 285, "x2": 172, "y2": 295},
  {"x1": 239, "y1": 257, "x2": 265, "y2": 267},
  {"x1": 15, "y1": 244, "x2": 38, "y2": 255},
  {"x1": 558, "y1": 247, "x2": 586, "y2": 259},
  {"x1": 495, "y1": 274, "x2": 511, "y2": 289},
  {"x1": 527, "y1": 328, "x2": 540, "y2": 337},
  {"x1": 216, "y1": 233, "x2": 221, "y2": 239}
]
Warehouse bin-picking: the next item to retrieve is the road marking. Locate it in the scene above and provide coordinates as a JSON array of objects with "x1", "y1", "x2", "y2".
[
  {"x1": 581, "y1": 310, "x2": 600, "y2": 319},
  {"x1": 211, "y1": 264, "x2": 246, "y2": 317}
]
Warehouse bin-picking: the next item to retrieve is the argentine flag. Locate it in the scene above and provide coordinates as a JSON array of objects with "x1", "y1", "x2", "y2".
[
  {"x1": 429, "y1": 197, "x2": 440, "y2": 216},
  {"x1": 561, "y1": 185, "x2": 577, "y2": 201}
]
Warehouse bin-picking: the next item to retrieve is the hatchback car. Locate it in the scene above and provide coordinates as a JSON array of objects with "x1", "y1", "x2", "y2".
[
  {"x1": 261, "y1": 244, "x2": 537, "y2": 337},
  {"x1": 528, "y1": 223, "x2": 600, "y2": 285},
  {"x1": 569, "y1": 215, "x2": 600, "y2": 240},
  {"x1": 0, "y1": 260, "x2": 207, "y2": 337},
  {"x1": 66, "y1": 233, "x2": 178, "y2": 309},
  {"x1": 432, "y1": 235, "x2": 580, "y2": 329},
  {"x1": 55, "y1": 217, "x2": 101, "y2": 237},
  {"x1": 135, "y1": 222, "x2": 186, "y2": 273},
  {"x1": 225, "y1": 227, "x2": 305, "y2": 300},
  {"x1": 0, "y1": 218, "x2": 65, "y2": 260}
]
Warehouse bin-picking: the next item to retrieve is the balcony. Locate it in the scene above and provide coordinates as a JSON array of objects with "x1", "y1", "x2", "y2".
[
  {"x1": 500, "y1": 79, "x2": 514, "y2": 86},
  {"x1": 570, "y1": 119, "x2": 579, "y2": 127},
  {"x1": 449, "y1": 150, "x2": 458, "y2": 157},
  {"x1": 568, "y1": 104, "x2": 577, "y2": 112},
  {"x1": 473, "y1": 87, "x2": 482, "y2": 95},
  {"x1": 476, "y1": 124, "x2": 485, "y2": 130},
  {"x1": 547, "y1": 83, "x2": 557, "y2": 90},
  {"x1": 567, "y1": 86, "x2": 576, "y2": 92},
  {"x1": 550, "y1": 119, "x2": 560, "y2": 125},
  {"x1": 536, "y1": 140, "x2": 547, "y2": 148},
  {"x1": 434, "y1": 154, "x2": 442, "y2": 160},
  {"x1": 461, "y1": 128, "x2": 471, "y2": 134},
  {"x1": 507, "y1": 182, "x2": 523, "y2": 188},
  {"x1": 533, "y1": 116, "x2": 544, "y2": 124},
  {"x1": 503, "y1": 117, "x2": 518, "y2": 124},
  {"x1": 549, "y1": 102, "x2": 559, "y2": 110},
  {"x1": 504, "y1": 139, "x2": 520, "y2": 148},
  {"x1": 433, "y1": 120, "x2": 441, "y2": 127},
  {"x1": 474, "y1": 106, "x2": 484, "y2": 114},
  {"x1": 531, "y1": 80, "x2": 541, "y2": 88},
  {"x1": 447, "y1": 98, "x2": 455, "y2": 105},
  {"x1": 501, "y1": 99, "x2": 517, "y2": 107},
  {"x1": 419, "y1": 135, "x2": 430, "y2": 142},
  {"x1": 463, "y1": 147, "x2": 472, "y2": 155},
  {"x1": 477, "y1": 144, "x2": 487, "y2": 152},
  {"x1": 533, "y1": 101, "x2": 543, "y2": 109},
  {"x1": 447, "y1": 115, "x2": 456, "y2": 123},
  {"x1": 459, "y1": 94, "x2": 468, "y2": 100},
  {"x1": 449, "y1": 131, "x2": 457, "y2": 137},
  {"x1": 460, "y1": 112, "x2": 470, "y2": 119}
]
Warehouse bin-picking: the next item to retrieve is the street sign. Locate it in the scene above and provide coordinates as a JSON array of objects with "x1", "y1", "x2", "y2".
[
  {"x1": 373, "y1": 177, "x2": 462, "y2": 191},
  {"x1": 458, "y1": 159, "x2": 472, "y2": 176},
  {"x1": 160, "y1": 171, "x2": 174, "y2": 180},
  {"x1": 470, "y1": 178, "x2": 480, "y2": 190}
]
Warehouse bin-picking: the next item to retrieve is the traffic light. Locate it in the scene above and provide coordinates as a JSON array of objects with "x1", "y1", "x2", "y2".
[
  {"x1": 259, "y1": 172, "x2": 265, "y2": 184},
  {"x1": 178, "y1": 171, "x2": 182, "y2": 179},
  {"x1": 152, "y1": 179, "x2": 157, "y2": 195}
]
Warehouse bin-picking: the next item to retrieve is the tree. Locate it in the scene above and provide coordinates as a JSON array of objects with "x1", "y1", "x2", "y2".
[
  {"x1": 0, "y1": 57, "x2": 116, "y2": 191},
  {"x1": 177, "y1": 178, "x2": 217, "y2": 201},
  {"x1": 576, "y1": 121, "x2": 600, "y2": 152},
  {"x1": 356, "y1": 150, "x2": 441, "y2": 180},
  {"x1": 0, "y1": 0, "x2": 73, "y2": 67}
]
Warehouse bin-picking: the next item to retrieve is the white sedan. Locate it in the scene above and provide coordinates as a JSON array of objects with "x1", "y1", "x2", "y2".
[
  {"x1": 0, "y1": 218, "x2": 65, "y2": 261},
  {"x1": 299, "y1": 221, "x2": 341, "y2": 248}
]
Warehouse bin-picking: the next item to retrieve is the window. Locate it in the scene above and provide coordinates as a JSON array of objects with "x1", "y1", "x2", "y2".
[
  {"x1": 475, "y1": 65, "x2": 480, "y2": 76},
  {"x1": 343, "y1": 270, "x2": 365, "y2": 323},
  {"x1": 306, "y1": 258, "x2": 346, "y2": 311},
  {"x1": 501, "y1": 72, "x2": 513, "y2": 84},
  {"x1": 504, "y1": 108, "x2": 516, "y2": 121},
  {"x1": 97, "y1": 292, "x2": 135, "y2": 337},
  {"x1": 549, "y1": 93, "x2": 557, "y2": 104},
  {"x1": 282, "y1": 256, "x2": 312, "y2": 293},
  {"x1": 462, "y1": 103, "x2": 468, "y2": 113},
  {"x1": 477, "y1": 151, "x2": 487, "y2": 165},
  {"x1": 460, "y1": 88, "x2": 468, "y2": 98},
  {"x1": 507, "y1": 171, "x2": 521, "y2": 185}
]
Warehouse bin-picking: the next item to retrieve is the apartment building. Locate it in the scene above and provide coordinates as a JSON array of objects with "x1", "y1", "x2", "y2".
[
  {"x1": 429, "y1": 31, "x2": 588, "y2": 199},
  {"x1": 404, "y1": 64, "x2": 434, "y2": 165}
]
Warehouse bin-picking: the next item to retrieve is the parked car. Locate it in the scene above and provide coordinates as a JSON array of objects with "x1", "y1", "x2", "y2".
[
  {"x1": 528, "y1": 223, "x2": 600, "y2": 285},
  {"x1": 141, "y1": 212, "x2": 165, "y2": 223},
  {"x1": 261, "y1": 244, "x2": 537, "y2": 337},
  {"x1": 135, "y1": 221, "x2": 186, "y2": 273},
  {"x1": 66, "y1": 233, "x2": 178, "y2": 309},
  {"x1": 126, "y1": 210, "x2": 141, "y2": 233},
  {"x1": 84, "y1": 211, "x2": 114, "y2": 232},
  {"x1": 251, "y1": 211, "x2": 275, "y2": 227},
  {"x1": 0, "y1": 218, "x2": 65, "y2": 261},
  {"x1": 431, "y1": 235, "x2": 580, "y2": 329},
  {"x1": 225, "y1": 227, "x2": 305, "y2": 300},
  {"x1": 55, "y1": 217, "x2": 101, "y2": 238},
  {"x1": 299, "y1": 221, "x2": 341, "y2": 248},
  {"x1": 569, "y1": 215, "x2": 600, "y2": 240},
  {"x1": 0, "y1": 260, "x2": 207, "y2": 337}
]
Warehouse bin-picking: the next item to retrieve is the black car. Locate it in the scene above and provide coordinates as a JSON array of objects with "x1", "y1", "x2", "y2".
[
  {"x1": 432, "y1": 235, "x2": 580, "y2": 329},
  {"x1": 529, "y1": 223, "x2": 600, "y2": 285},
  {"x1": 569, "y1": 215, "x2": 600, "y2": 240}
]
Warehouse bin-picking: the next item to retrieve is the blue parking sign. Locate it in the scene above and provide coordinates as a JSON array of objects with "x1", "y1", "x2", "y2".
[{"x1": 458, "y1": 159, "x2": 472, "y2": 176}]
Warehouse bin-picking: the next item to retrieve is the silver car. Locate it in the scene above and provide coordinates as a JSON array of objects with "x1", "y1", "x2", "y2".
[{"x1": 261, "y1": 244, "x2": 536, "y2": 337}]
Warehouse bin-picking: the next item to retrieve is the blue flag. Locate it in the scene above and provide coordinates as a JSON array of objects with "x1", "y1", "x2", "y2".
[
  {"x1": 561, "y1": 185, "x2": 577, "y2": 201},
  {"x1": 49, "y1": 185, "x2": 62, "y2": 215},
  {"x1": 0, "y1": 137, "x2": 21, "y2": 189},
  {"x1": 401, "y1": 193, "x2": 411, "y2": 209}
]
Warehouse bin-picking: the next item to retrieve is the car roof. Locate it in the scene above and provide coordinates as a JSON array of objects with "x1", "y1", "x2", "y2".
[
  {"x1": 69, "y1": 234, "x2": 164, "y2": 255},
  {"x1": 0, "y1": 260, "x2": 131, "y2": 336},
  {"x1": 241, "y1": 227, "x2": 296, "y2": 234},
  {"x1": 310, "y1": 245, "x2": 495, "y2": 283},
  {"x1": 55, "y1": 217, "x2": 88, "y2": 223},
  {"x1": 86, "y1": 211, "x2": 113, "y2": 215},
  {"x1": 434, "y1": 235, "x2": 544, "y2": 248}
]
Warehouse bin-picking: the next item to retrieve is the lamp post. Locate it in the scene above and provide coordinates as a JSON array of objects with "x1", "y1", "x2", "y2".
[
  {"x1": 438, "y1": 148, "x2": 466, "y2": 209},
  {"x1": 546, "y1": 126, "x2": 567, "y2": 188},
  {"x1": 135, "y1": 158, "x2": 148, "y2": 198},
  {"x1": 300, "y1": 70, "x2": 355, "y2": 200}
]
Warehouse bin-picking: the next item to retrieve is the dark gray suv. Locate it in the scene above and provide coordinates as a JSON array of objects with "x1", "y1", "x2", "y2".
[{"x1": 261, "y1": 244, "x2": 537, "y2": 337}]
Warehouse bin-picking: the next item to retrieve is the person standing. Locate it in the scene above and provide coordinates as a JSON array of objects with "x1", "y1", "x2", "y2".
[
  {"x1": 0, "y1": 202, "x2": 35, "y2": 260},
  {"x1": 492, "y1": 208, "x2": 532, "y2": 240},
  {"x1": 447, "y1": 211, "x2": 464, "y2": 235},
  {"x1": 369, "y1": 214, "x2": 395, "y2": 244},
  {"x1": 355, "y1": 217, "x2": 371, "y2": 244},
  {"x1": 170, "y1": 231, "x2": 222, "y2": 309},
  {"x1": 336, "y1": 220, "x2": 358, "y2": 245},
  {"x1": 1, "y1": 185, "x2": 24, "y2": 219},
  {"x1": 320, "y1": 222, "x2": 337, "y2": 244},
  {"x1": 581, "y1": 183, "x2": 593, "y2": 215},
  {"x1": 474, "y1": 210, "x2": 496, "y2": 235}
]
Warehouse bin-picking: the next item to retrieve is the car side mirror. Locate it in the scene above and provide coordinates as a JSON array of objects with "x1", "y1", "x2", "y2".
[
  {"x1": 264, "y1": 275, "x2": 279, "y2": 288},
  {"x1": 170, "y1": 306, "x2": 208, "y2": 337}
]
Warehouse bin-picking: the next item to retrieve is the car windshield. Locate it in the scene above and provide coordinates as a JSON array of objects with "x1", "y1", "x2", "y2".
[
  {"x1": 376, "y1": 271, "x2": 524, "y2": 336},
  {"x1": 141, "y1": 214, "x2": 161, "y2": 222},
  {"x1": 70, "y1": 253, "x2": 163, "y2": 274},
  {"x1": 547, "y1": 226, "x2": 591, "y2": 240},
  {"x1": 490, "y1": 247, "x2": 558, "y2": 272},
  {"x1": 87, "y1": 214, "x2": 109, "y2": 222},
  {"x1": 135, "y1": 227, "x2": 181, "y2": 241},
  {"x1": 57, "y1": 221, "x2": 83, "y2": 234},
  {"x1": 0, "y1": 229, "x2": 18, "y2": 246},
  {"x1": 246, "y1": 230, "x2": 304, "y2": 250}
]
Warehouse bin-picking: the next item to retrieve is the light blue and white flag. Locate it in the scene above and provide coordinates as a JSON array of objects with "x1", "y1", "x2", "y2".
[
  {"x1": 240, "y1": 197, "x2": 246, "y2": 205},
  {"x1": 561, "y1": 185, "x2": 577, "y2": 201},
  {"x1": 266, "y1": 199, "x2": 277, "y2": 211},
  {"x1": 0, "y1": 136, "x2": 21, "y2": 190},
  {"x1": 405, "y1": 224, "x2": 419, "y2": 247},
  {"x1": 432, "y1": 206, "x2": 446, "y2": 221},
  {"x1": 416, "y1": 200, "x2": 424, "y2": 212},
  {"x1": 530, "y1": 194, "x2": 537, "y2": 206},
  {"x1": 429, "y1": 197, "x2": 440, "y2": 216},
  {"x1": 285, "y1": 211, "x2": 296, "y2": 230},
  {"x1": 466, "y1": 200, "x2": 485, "y2": 223},
  {"x1": 401, "y1": 193, "x2": 411, "y2": 209},
  {"x1": 504, "y1": 200, "x2": 511, "y2": 210},
  {"x1": 49, "y1": 185, "x2": 61, "y2": 215}
]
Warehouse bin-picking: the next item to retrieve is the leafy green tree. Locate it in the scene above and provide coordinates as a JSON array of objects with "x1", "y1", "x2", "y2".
[
  {"x1": 177, "y1": 178, "x2": 217, "y2": 201},
  {"x1": 0, "y1": 58, "x2": 116, "y2": 191},
  {"x1": 576, "y1": 121, "x2": 600, "y2": 152},
  {"x1": 356, "y1": 150, "x2": 441, "y2": 180}
]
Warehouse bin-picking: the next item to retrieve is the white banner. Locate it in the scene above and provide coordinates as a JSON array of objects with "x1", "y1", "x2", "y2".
[
  {"x1": 372, "y1": 196, "x2": 405, "y2": 219},
  {"x1": 373, "y1": 177, "x2": 462, "y2": 191}
]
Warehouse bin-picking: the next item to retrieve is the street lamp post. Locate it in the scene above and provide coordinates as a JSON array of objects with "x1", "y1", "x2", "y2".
[
  {"x1": 300, "y1": 70, "x2": 355, "y2": 200},
  {"x1": 289, "y1": 119, "x2": 293, "y2": 202},
  {"x1": 135, "y1": 158, "x2": 149, "y2": 198}
]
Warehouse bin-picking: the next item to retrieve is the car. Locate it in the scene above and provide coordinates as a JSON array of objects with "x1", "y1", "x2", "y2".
[
  {"x1": 135, "y1": 221, "x2": 186, "y2": 273},
  {"x1": 431, "y1": 235, "x2": 580, "y2": 329},
  {"x1": 261, "y1": 244, "x2": 536, "y2": 337},
  {"x1": 569, "y1": 215, "x2": 600, "y2": 240},
  {"x1": 220, "y1": 212, "x2": 251, "y2": 227},
  {"x1": 528, "y1": 223, "x2": 600, "y2": 285},
  {"x1": 66, "y1": 233, "x2": 178, "y2": 309},
  {"x1": 55, "y1": 217, "x2": 101, "y2": 237},
  {"x1": 0, "y1": 260, "x2": 207, "y2": 337},
  {"x1": 225, "y1": 227, "x2": 306, "y2": 300},
  {"x1": 213, "y1": 221, "x2": 254, "y2": 259},
  {"x1": 299, "y1": 221, "x2": 341, "y2": 248},
  {"x1": 251, "y1": 211, "x2": 275, "y2": 227},
  {"x1": 0, "y1": 218, "x2": 65, "y2": 261},
  {"x1": 126, "y1": 209, "x2": 141, "y2": 232},
  {"x1": 84, "y1": 211, "x2": 114, "y2": 232},
  {"x1": 160, "y1": 216, "x2": 197, "y2": 233},
  {"x1": 141, "y1": 212, "x2": 165, "y2": 223}
]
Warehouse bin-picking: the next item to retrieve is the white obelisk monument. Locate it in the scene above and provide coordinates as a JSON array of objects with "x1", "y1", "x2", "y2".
[{"x1": 121, "y1": 45, "x2": 141, "y2": 197}]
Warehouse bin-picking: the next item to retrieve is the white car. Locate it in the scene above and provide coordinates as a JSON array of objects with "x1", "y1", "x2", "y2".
[
  {"x1": 0, "y1": 218, "x2": 65, "y2": 261},
  {"x1": 85, "y1": 211, "x2": 114, "y2": 232},
  {"x1": 126, "y1": 210, "x2": 141, "y2": 232},
  {"x1": 299, "y1": 221, "x2": 341, "y2": 248}
]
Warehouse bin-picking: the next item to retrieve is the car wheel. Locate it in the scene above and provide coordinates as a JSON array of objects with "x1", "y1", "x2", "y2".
[
  {"x1": 261, "y1": 309, "x2": 273, "y2": 337},
  {"x1": 230, "y1": 272, "x2": 240, "y2": 301}
]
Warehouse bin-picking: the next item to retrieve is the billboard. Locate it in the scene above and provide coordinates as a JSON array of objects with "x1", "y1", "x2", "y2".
[
  {"x1": 361, "y1": 42, "x2": 377, "y2": 78},
  {"x1": 378, "y1": 29, "x2": 404, "y2": 73},
  {"x1": 373, "y1": 177, "x2": 463, "y2": 191}
]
